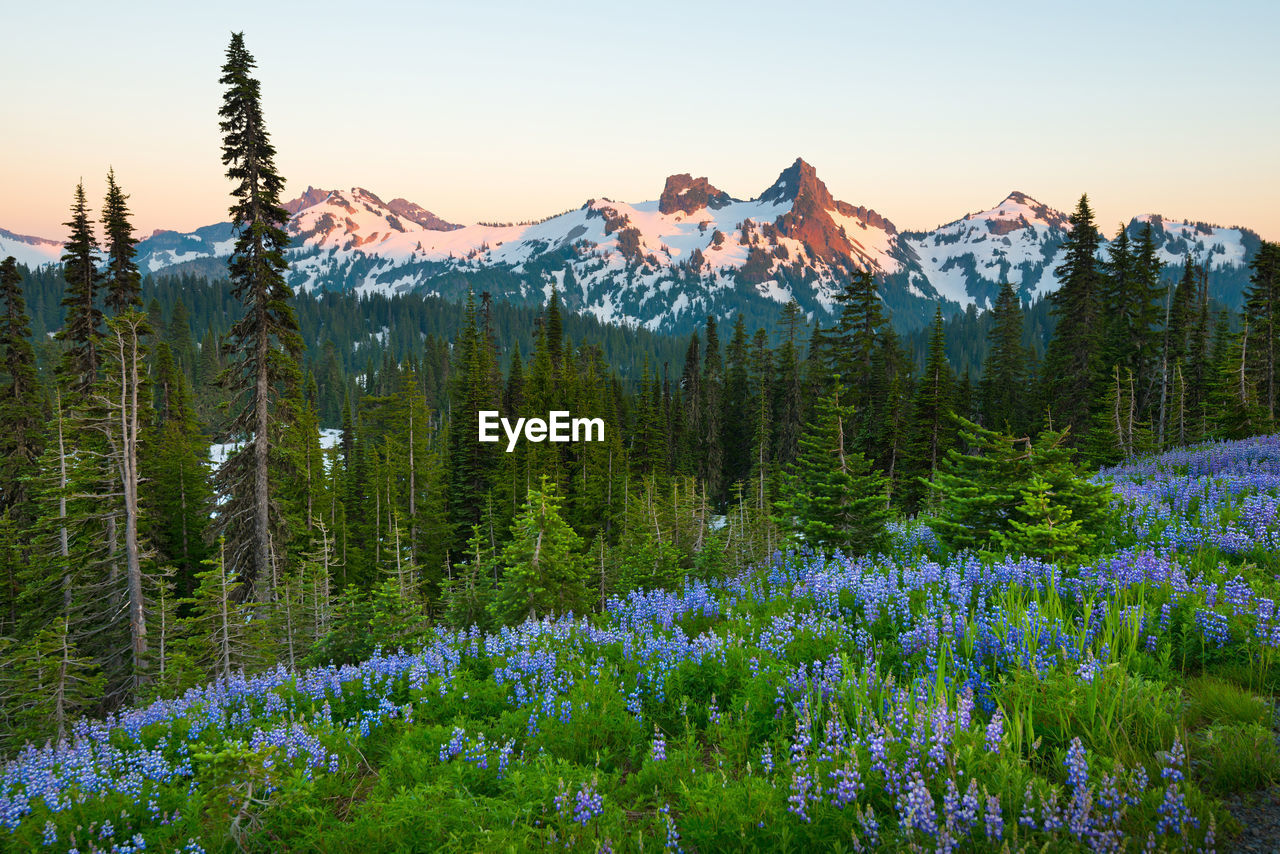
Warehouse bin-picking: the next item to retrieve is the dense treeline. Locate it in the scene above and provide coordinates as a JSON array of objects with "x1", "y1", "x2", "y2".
[
  {"x1": 17, "y1": 265, "x2": 691, "y2": 427},
  {"x1": 2, "y1": 33, "x2": 1280, "y2": 753}
]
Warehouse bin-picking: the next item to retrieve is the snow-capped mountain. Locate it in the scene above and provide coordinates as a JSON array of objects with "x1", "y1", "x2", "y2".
[
  {"x1": 129, "y1": 158, "x2": 920, "y2": 331},
  {"x1": 0, "y1": 227, "x2": 64, "y2": 269},
  {"x1": 903, "y1": 193, "x2": 1263, "y2": 311},
  {"x1": 903, "y1": 192, "x2": 1071, "y2": 309},
  {"x1": 4, "y1": 161, "x2": 1266, "y2": 331}
]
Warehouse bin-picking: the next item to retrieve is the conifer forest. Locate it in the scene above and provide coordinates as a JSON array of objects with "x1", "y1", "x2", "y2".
[{"x1": 6, "y1": 31, "x2": 1280, "y2": 854}]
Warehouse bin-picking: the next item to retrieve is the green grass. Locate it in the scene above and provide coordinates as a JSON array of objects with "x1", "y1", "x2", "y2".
[
  {"x1": 1183, "y1": 674, "x2": 1272, "y2": 729},
  {"x1": 1193, "y1": 723, "x2": 1280, "y2": 795}
]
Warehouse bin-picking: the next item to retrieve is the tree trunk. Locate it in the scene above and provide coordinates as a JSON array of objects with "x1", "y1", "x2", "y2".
[
  {"x1": 120, "y1": 321, "x2": 146, "y2": 690},
  {"x1": 255, "y1": 312, "x2": 271, "y2": 599},
  {"x1": 56, "y1": 397, "x2": 70, "y2": 611},
  {"x1": 218, "y1": 540, "x2": 232, "y2": 680}
]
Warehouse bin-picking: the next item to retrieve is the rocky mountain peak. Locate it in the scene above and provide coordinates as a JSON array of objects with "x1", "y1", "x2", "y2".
[
  {"x1": 658, "y1": 174, "x2": 733, "y2": 216},
  {"x1": 282, "y1": 186, "x2": 333, "y2": 216},
  {"x1": 758, "y1": 157, "x2": 831, "y2": 208}
]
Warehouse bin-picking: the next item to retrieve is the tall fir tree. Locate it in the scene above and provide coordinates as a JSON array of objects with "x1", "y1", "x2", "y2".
[
  {"x1": 212, "y1": 32, "x2": 304, "y2": 598},
  {"x1": 100, "y1": 168, "x2": 142, "y2": 315},
  {"x1": 699, "y1": 316, "x2": 724, "y2": 502},
  {"x1": 901, "y1": 308, "x2": 956, "y2": 512},
  {"x1": 446, "y1": 289, "x2": 500, "y2": 547},
  {"x1": 1123, "y1": 223, "x2": 1166, "y2": 419},
  {"x1": 1244, "y1": 241, "x2": 1280, "y2": 425},
  {"x1": 979, "y1": 282, "x2": 1029, "y2": 435},
  {"x1": 0, "y1": 258, "x2": 43, "y2": 515},
  {"x1": 57, "y1": 181, "x2": 103, "y2": 395},
  {"x1": 773, "y1": 299, "x2": 806, "y2": 466},
  {"x1": 1041, "y1": 195, "x2": 1104, "y2": 442},
  {"x1": 722, "y1": 314, "x2": 754, "y2": 491},
  {"x1": 146, "y1": 342, "x2": 212, "y2": 592}
]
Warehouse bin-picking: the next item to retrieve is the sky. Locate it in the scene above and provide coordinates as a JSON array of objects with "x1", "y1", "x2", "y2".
[{"x1": 3, "y1": 0, "x2": 1278, "y2": 242}]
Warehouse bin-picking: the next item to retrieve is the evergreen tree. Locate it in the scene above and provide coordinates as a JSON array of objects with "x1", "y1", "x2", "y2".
[
  {"x1": 490, "y1": 478, "x2": 590, "y2": 624},
  {"x1": 997, "y1": 475, "x2": 1091, "y2": 564},
  {"x1": 212, "y1": 32, "x2": 304, "y2": 597},
  {"x1": 57, "y1": 181, "x2": 103, "y2": 394},
  {"x1": 101, "y1": 168, "x2": 142, "y2": 315},
  {"x1": 165, "y1": 300, "x2": 199, "y2": 383},
  {"x1": 146, "y1": 343, "x2": 212, "y2": 591},
  {"x1": 179, "y1": 537, "x2": 258, "y2": 681},
  {"x1": 901, "y1": 308, "x2": 956, "y2": 512},
  {"x1": 1086, "y1": 364, "x2": 1152, "y2": 465},
  {"x1": 829, "y1": 270, "x2": 887, "y2": 408},
  {"x1": 0, "y1": 258, "x2": 42, "y2": 514},
  {"x1": 88, "y1": 310, "x2": 154, "y2": 692},
  {"x1": 1099, "y1": 223, "x2": 1134, "y2": 372},
  {"x1": 775, "y1": 384, "x2": 889, "y2": 554},
  {"x1": 773, "y1": 299, "x2": 805, "y2": 466},
  {"x1": 443, "y1": 525, "x2": 497, "y2": 632},
  {"x1": 1121, "y1": 223, "x2": 1166, "y2": 418},
  {"x1": 928, "y1": 417, "x2": 1112, "y2": 556},
  {"x1": 721, "y1": 314, "x2": 753, "y2": 492},
  {"x1": 1159, "y1": 257, "x2": 1200, "y2": 445},
  {"x1": 868, "y1": 328, "x2": 912, "y2": 472},
  {"x1": 699, "y1": 316, "x2": 724, "y2": 502},
  {"x1": 1244, "y1": 241, "x2": 1280, "y2": 424},
  {"x1": 545, "y1": 283, "x2": 564, "y2": 369},
  {"x1": 678, "y1": 330, "x2": 701, "y2": 476},
  {"x1": 747, "y1": 328, "x2": 773, "y2": 511},
  {"x1": 0, "y1": 616, "x2": 104, "y2": 750},
  {"x1": 1212, "y1": 316, "x2": 1263, "y2": 438},
  {"x1": 1041, "y1": 195, "x2": 1104, "y2": 441},
  {"x1": 447, "y1": 289, "x2": 501, "y2": 546},
  {"x1": 979, "y1": 282, "x2": 1028, "y2": 435}
]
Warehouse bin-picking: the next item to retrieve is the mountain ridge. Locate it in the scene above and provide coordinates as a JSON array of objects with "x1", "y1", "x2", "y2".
[{"x1": 3, "y1": 161, "x2": 1265, "y2": 332}]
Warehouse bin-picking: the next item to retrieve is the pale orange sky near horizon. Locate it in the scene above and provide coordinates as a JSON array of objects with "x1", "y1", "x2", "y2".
[{"x1": 3, "y1": 1, "x2": 1277, "y2": 243}]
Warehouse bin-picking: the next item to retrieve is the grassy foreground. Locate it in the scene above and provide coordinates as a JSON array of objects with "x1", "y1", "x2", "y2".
[{"x1": 7, "y1": 437, "x2": 1280, "y2": 852}]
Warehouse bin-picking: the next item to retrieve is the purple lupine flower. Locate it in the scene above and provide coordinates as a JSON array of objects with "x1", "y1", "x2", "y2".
[
  {"x1": 984, "y1": 792, "x2": 1003, "y2": 840},
  {"x1": 788, "y1": 768, "x2": 814, "y2": 821},
  {"x1": 901, "y1": 774, "x2": 938, "y2": 838},
  {"x1": 659, "y1": 803, "x2": 683, "y2": 853},
  {"x1": 856, "y1": 804, "x2": 880, "y2": 847},
  {"x1": 573, "y1": 781, "x2": 604, "y2": 826},
  {"x1": 1156, "y1": 783, "x2": 1197, "y2": 836},
  {"x1": 1019, "y1": 782, "x2": 1038, "y2": 829},
  {"x1": 984, "y1": 709, "x2": 1004, "y2": 754},
  {"x1": 438, "y1": 726, "x2": 466, "y2": 762},
  {"x1": 1160, "y1": 736, "x2": 1186, "y2": 783},
  {"x1": 1039, "y1": 787, "x2": 1063, "y2": 834},
  {"x1": 650, "y1": 728, "x2": 667, "y2": 762},
  {"x1": 956, "y1": 688, "x2": 974, "y2": 732},
  {"x1": 492, "y1": 736, "x2": 510, "y2": 770},
  {"x1": 1064, "y1": 737, "x2": 1089, "y2": 790}
]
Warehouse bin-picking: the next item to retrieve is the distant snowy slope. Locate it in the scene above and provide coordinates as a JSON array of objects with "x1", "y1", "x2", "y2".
[
  {"x1": 1131, "y1": 214, "x2": 1257, "y2": 270},
  {"x1": 903, "y1": 194, "x2": 1263, "y2": 311},
  {"x1": 0, "y1": 228, "x2": 64, "y2": 268},
  {"x1": 903, "y1": 192, "x2": 1072, "y2": 309}
]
